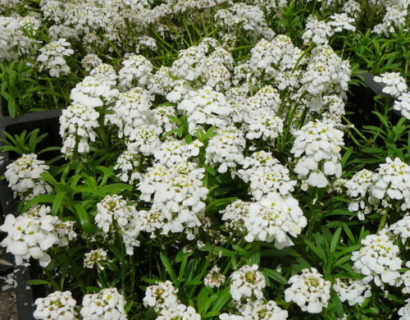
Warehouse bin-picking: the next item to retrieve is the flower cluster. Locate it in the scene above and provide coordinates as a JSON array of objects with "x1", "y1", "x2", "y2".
[
  {"x1": 144, "y1": 281, "x2": 200, "y2": 319},
  {"x1": 229, "y1": 264, "x2": 265, "y2": 302},
  {"x1": 84, "y1": 248, "x2": 108, "y2": 270},
  {"x1": 138, "y1": 161, "x2": 208, "y2": 237},
  {"x1": 5, "y1": 153, "x2": 52, "y2": 199},
  {"x1": 59, "y1": 104, "x2": 99, "y2": 156},
  {"x1": 204, "y1": 265, "x2": 226, "y2": 288},
  {"x1": 333, "y1": 278, "x2": 371, "y2": 306},
  {"x1": 351, "y1": 231, "x2": 402, "y2": 287},
  {"x1": 0, "y1": 205, "x2": 76, "y2": 267},
  {"x1": 37, "y1": 38, "x2": 74, "y2": 77},
  {"x1": 95, "y1": 195, "x2": 142, "y2": 255},
  {"x1": 291, "y1": 119, "x2": 344, "y2": 189},
  {"x1": 284, "y1": 268, "x2": 331, "y2": 314},
  {"x1": 81, "y1": 288, "x2": 127, "y2": 320},
  {"x1": 34, "y1": 291, "x2": 77, "y2": 320}
]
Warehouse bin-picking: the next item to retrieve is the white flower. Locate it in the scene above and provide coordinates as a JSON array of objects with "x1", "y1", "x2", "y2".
[
  {"x1": 301, "y1": 46, "x2": 351, "y2": 98},
  {"x1": 105, "y1": 87, "x2": 154, "y2": 139},
  {"x1": 171, "y1": 45, "x2": 207, "y2": 82},
  {"x1": 291, "y1": 119, "x2": 344, "y2": 189},
  {"x1": 0, "y1": 205, "x2": 76, "y2": 267},
  {"x1": 243, "y1": 193, "x2": 307, "y2": 249},
  {"x1": 401, "y1": 271, "x2": 410, "y2": 294},
  {"x1": 34, "y1": 291, "x2": 77, "y2": 320},
  {"x1": 138, "y1": 161, "x2": 208, "y2": 235},
  {"x1": 351, "y1": 231, "x2": 402, "y2": 287},
  {"x1": 114, "y1": 151, "x2": 144, "y2": 184},
  {"x1": 302, "y1": 16, "x2": 332, "y2": 45},
  {"x1": 241, "y1": 300, "x2": 288, "y2": 320},
  {"x1": 5, "y1": 154, "x2": 52, "y2": 199},
  {"x1": 59, "y1": 104, "x2": 99, "y2": 156},
  {"x1": 374, "y1": 72, "x2": 408, "y2": 98},
  {"x1": 206, "y1": 126, "x2": 246, "y2": 173},
  {"x1": 221, "y1": 200, "x2": 250, "y2": 234},
  {"x1": 333, "y1": 278, "x2": 371, "y2": 306},
  {"x1": 154, "y1": 139, "x2": 202, "y2": 167},
  {"x1": 177, "y1": 87, "x2": 233, "y2": 134},
  {"x1": 342, "y1": 0, "x2": 361, "y2": 18},
  {"x1": 0, "y1": 15, "x2": 39, "y2": 61},
  {"x1": 95, "y1": 195, "x2": 142, "y2": 255},
  {"x1": 344, "y1": 169, "x2": 375, "y2": 220},
  {"x1": 37, "y1": 38, "x2": 73, "y2": 77},
  {"x1": 398, "y1": 298, "x2": 410, "y2": 320},
  {"x1": 81, "y1": 54, "x2": 102, "y2": 72},
  {"x1": 70, "y1": 75, "x2": 118, "y2": 107},
  {"x1": 390, "y1": 215, "x2": 410, "y2": 243},
  {"x1": 157, "y1": 303, "x2": 200, "y2": 320},
  {"x1": 84, "y1": 249, "x2": 108, "y2": 270},
  {"x1": 394, "y1": 92, "x2": 410, "y2": 120},
  {"x1": 204, "y1": 266, "x2": 226, "y2": 288},
  {"x1": 371, "y1": 157, "x2": 410, "y2": 211},
  {"x1": 127, "y1": 124, "x2": 162, "y2": 156},
  {"x1": 80, "y1": 288, "x2": 127, "y2": 320},
  {"x1": 327, "y1": 13, "x2": 356, "y2": 33},
  {"x1": 230, "y1": 264, "x2": 265, "y2": 302},
  {"x1": 237, "y1": 151, "x2": 296, "y2": 200},
  {"x1": 143, "y1": 281, "x2": 179, "y2": 312},
  {"x1": 284, "y1": 268, "x2": 331, "y2": 314},
  {"x1": 118, "y1": 54, "x2": 153, "y2": 88}
]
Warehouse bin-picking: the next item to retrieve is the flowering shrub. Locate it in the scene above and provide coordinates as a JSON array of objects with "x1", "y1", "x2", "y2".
[{"x1": 0, "y1": 1, "x2": 410, "y2": 320}]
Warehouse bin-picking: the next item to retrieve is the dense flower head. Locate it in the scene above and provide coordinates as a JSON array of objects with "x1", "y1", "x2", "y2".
[
  {"x1": 154, "y1": 139, "x2": 202, "y2": 167},
  {"x1": 37, "y1": 38, "x2": 73, "y2": 77},
  {"x1": 114, "y1": 150, "x2": 145, "y2": 184},
  {"x1": 389, "y1": 215, "x2": 410, "y2": 243},
  {"x1": 333, "y1": 278, "x2": 371, "y2": 306},
  {"x1": 229, "y1": 264, "x2": 266, "y2": 302},
  {"x1": 204, "y1": 265, "x2": 226, "y2": 288},
  {"x1": 398, "y1": 298, "x2": 410, "y2": 320},
  {"x1": 138, "y1": 161, "x2": 208, "y2": 236},
  {"x1": 284, "y1": 268, "x2": 331, "y2": 314},
  {"x1": 371, "y1": 157, "x2": 410, "y2": 211},
  {"x1": 205, "y1": 126, "x2": 246, "y2": 173},
  {"x1": 5, "y1": 153, "x2": 52, "y2": 199},
  {"x1": 34, "y1": 291, "x2": 77, "y2": 320},
  {"x1": 177, "y1": 87, "x2": 233, "y2": 134},
  {"x1": 240, "y1": 300, "x2": 288, "y2": 320},
  {"x1": 80, "y1": 288, "x2": 127, "y2": 320},
  {"x1": 0, "y1": 14, "x2": 40, "y2": 61},
  {"x1": 244, "y1": 193, "x2": 307, "y2": 249},
  {"x1": 343, "y1": 169, "x2": 376, "y2": 219},
  {"x1": 302, "y1": 15, "x2": 333, "y2": 45},
  {"x1": 95, "y1": 195, "x2": 142, "y2": 254},
  {"x1": 374, "y1": 72, "x2": 408, "y2": 98},
  {"x1": 291, "y1": 119, "x2": 344, "y2": 189},
  {"x1": 221, "y1": 200, "x2": 250, "y2": 234},
  {"x1": 351, "y1": 231, "x2": 402, "y2": 287},
  {"x1": 84, "y1": 248, "x2": 108, "y2": 270},
  {"x1": 143, "y1": 280, "x2": 179, "y2": 312},
  {"x1": 118, "y1": 54, "x2": 153, "y2": 88},
  {"x1": 59, "y1": 104, "x2": 99, "y2": 156},
  {"x1": 0, "y1": 205, "x2": 76, "y2": 267},
  {"x1": 394, "y1": 92, "x2": 410, "y2": 120},
  {"x1": 237, "y1": 151, "x2": 296, "y2": 199}
]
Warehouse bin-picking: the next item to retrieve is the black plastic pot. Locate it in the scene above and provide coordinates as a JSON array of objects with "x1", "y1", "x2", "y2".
[{"x1": 0, "y1": 107, "x2": 62, "y2": 320}]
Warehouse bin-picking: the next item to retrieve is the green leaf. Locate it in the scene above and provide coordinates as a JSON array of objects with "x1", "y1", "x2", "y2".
[
  {"x1": 51, "y1": 192, "x2": 66, "y2": 216},
  {"x1": 330, "y1": 227, "x2": 342, "y2": 253},
  {"x1": 74, "y1": 203, "x2": 94, "y2": 233},
  {"x1": 262, "y1": 268, "x2": 287, "y2": 284},
  {"x1": 26, "y1": 279, "x2": 51, "y2": 286},
  {"x1": 160, "y1": 252, "x2": 177, "y2": 282}
]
